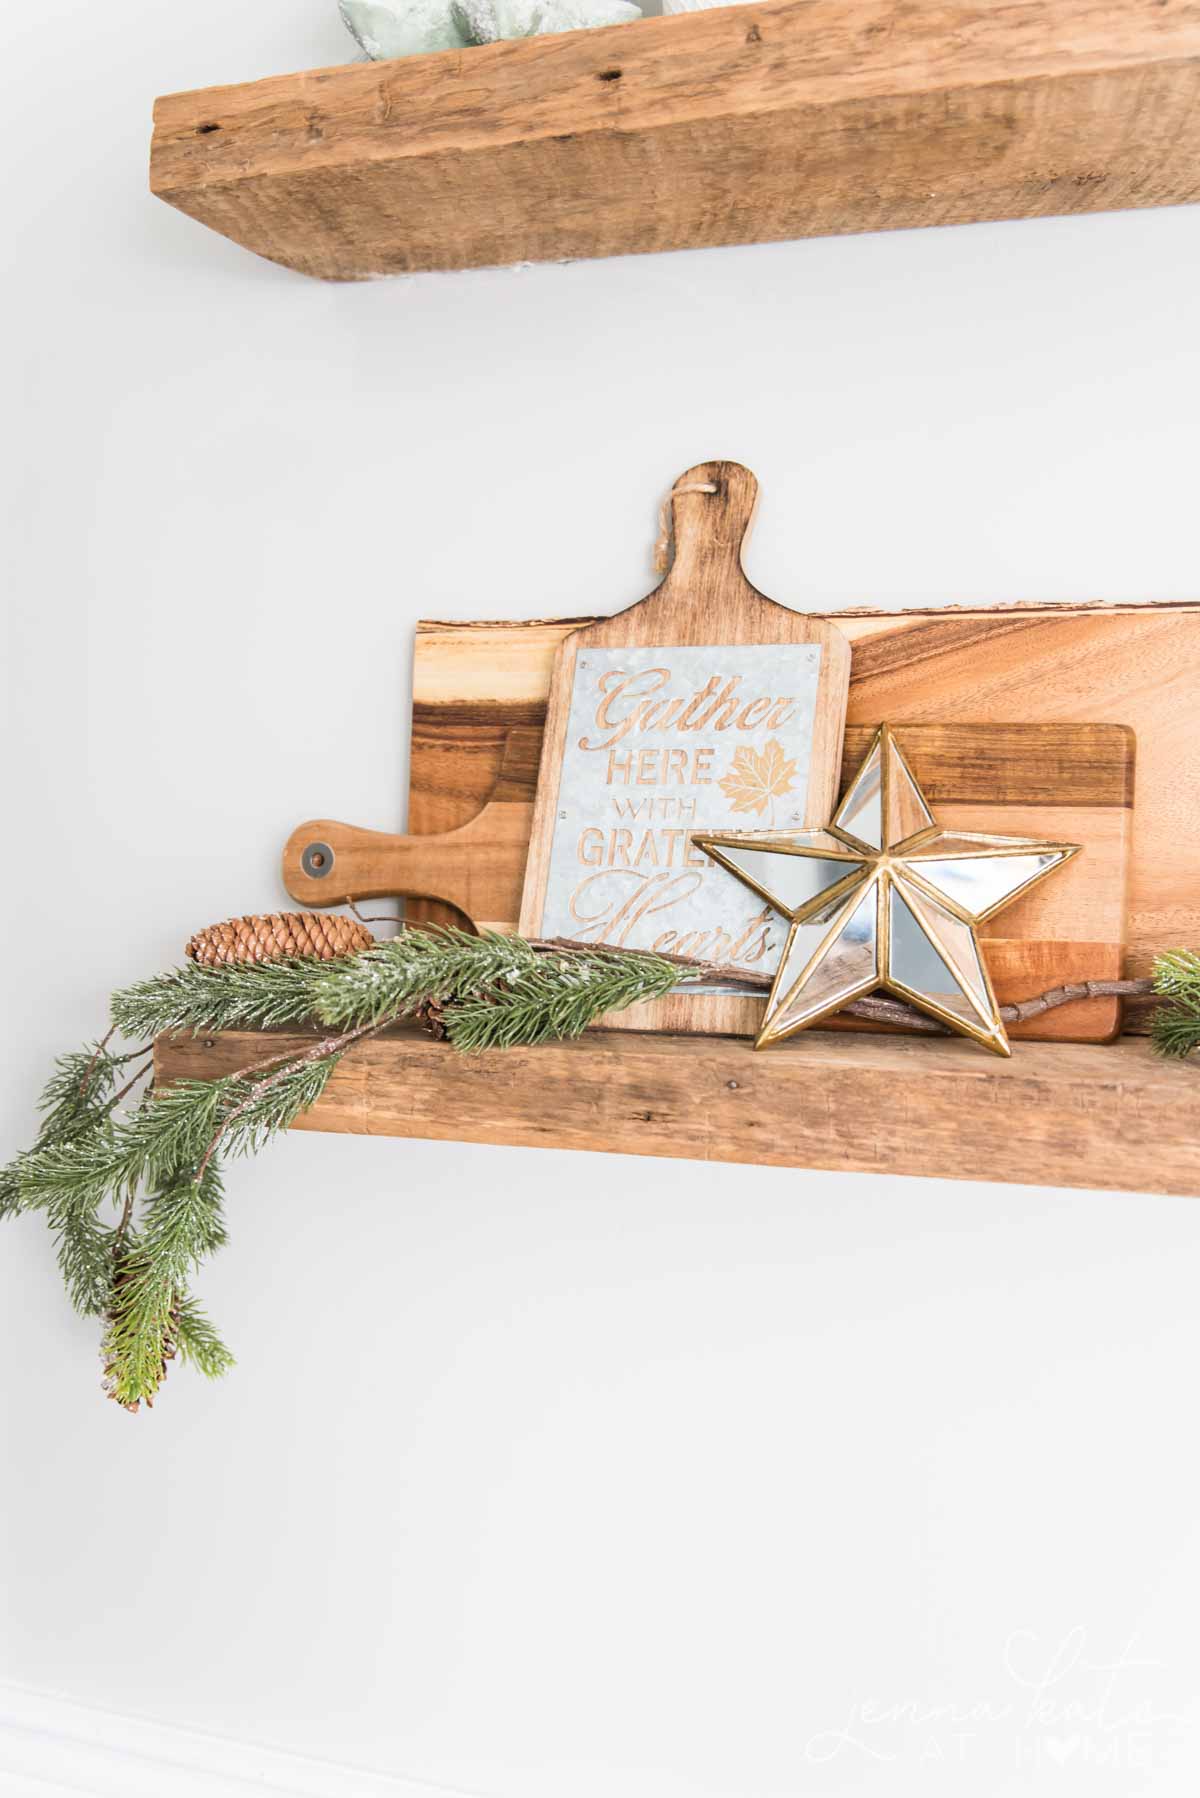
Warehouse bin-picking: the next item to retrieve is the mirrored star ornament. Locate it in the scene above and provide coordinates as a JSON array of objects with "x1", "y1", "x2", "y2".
[{"x1": 695, "y1": 725, "x2": 1080, "y2": 1057}]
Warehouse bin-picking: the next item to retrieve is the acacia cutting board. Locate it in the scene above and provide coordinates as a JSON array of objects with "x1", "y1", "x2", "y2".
[
  {"x1": 409, "y1": 600, "x2": 1200, "y2": 1033},
  {"x1": 517, "y1": 461, "x2": 852, "y2": 1037},
  {"x1": 394, "y1": 716, "x2": 1132, "y2": 1042},
  {"x1": 290, "y1": 712, "x2": 1133, "y2": 1042}
]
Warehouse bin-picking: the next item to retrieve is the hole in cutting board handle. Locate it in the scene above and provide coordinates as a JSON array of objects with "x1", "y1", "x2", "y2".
[{"x1": 301, "y1": 841, "x2": 335, "y2": 879}]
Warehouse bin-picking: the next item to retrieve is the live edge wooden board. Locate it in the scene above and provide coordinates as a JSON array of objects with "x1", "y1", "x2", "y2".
[
  {"x1": 149, "y1": 0, "x2": 1200, "y2": 279},
  {"x1": 405, "y1": 601, "x2": 1200, "y2": 1035}
]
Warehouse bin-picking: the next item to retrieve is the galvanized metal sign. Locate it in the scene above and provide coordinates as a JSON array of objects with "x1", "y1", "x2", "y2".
[{"x1": 537, "y1": 642, "x2": 825, "y2": 970}]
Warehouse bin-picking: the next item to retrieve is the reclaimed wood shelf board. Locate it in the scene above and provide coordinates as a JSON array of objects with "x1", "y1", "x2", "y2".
[
  {"x1": 149, "y1": 0, "x2": 1200, "y2": 279},
  {"x1": 155, "y1": 1028, "x2": 1200, "y2": 1197}
]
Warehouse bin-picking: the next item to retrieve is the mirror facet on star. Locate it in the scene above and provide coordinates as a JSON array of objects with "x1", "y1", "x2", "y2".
[
  {"x1": 695, "y1": 725, "x2": 1080, "y2": 1056},
  {"x1": 699, "y1": 828, "x2": 866, "y2": 922},
  {"x1": 766, "y1": 882, "x2": 880, "y2": 1039},
  {"x1": 832, "y1": 726, "x2": 934, "y2": 852},
  {"x1": 903, "y1": 839, "x2": 1071, "y2": 921}
]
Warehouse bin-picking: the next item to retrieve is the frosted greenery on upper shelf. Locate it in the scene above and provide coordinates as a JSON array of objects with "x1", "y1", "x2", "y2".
[{"x1": 339, "y1": 0, "x2": 640, "y2": 61}]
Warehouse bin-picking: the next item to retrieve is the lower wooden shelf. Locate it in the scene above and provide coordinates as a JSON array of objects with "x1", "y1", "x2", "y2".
[{"x1": 154, "y1": 1027, "x2": 1200, "y2": 1197}]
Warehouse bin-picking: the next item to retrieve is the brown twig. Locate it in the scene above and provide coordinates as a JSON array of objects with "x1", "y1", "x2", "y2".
[
  {"x1": 192, "y1": 1017, "x2": 393, "y2": 1182},
  {"x1": 102, "y1": 1063, "x2": 159, "y2": 1255},
  {"x1": 113, "y1": 1189, "x2": 137, "y2": 1252},
  {"x1": 346, "y1": 897, "x2": 404, "y2": 929},
  {"x1": 1001, "y1": 977, "x2": 1154, "y2": 1023},
  {"x1": 109, "y1": 1061, "x2": 155, "y2": 1111},
  {"x1": 530, "y1": 937, "x2": 1156, "y2": 1035},
  {"x1": 79, "y1": 1026, "x2": 118, "y2": 1099}
]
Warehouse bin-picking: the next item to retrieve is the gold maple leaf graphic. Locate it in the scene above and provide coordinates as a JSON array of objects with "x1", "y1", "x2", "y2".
[{"x1": 717, "y1": 738, "x2": 800, "y2": 818}]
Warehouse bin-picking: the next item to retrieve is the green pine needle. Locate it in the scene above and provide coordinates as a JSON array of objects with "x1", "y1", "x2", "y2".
[
  {"x1": 312, "y1": 926, "x2": 681, "y2": 1046},
  {"x1": 13, "y1": 926, "x2": 1196, "y2": 1413},
  {"x1": 446, "y1": 946, "x2": 680, "y2": 1050},
  {"x1": 1151, "y1": 950, "x2": 1200, "y2": 1059},
  {"x1": 0, "y1": 1163, "x2": 19, "y2": 1222},
  {"x1": 7, "y1": 931, "x2": 687, "y2": 1411},
  {"x1": 1, "y1": 1040, "x2": 130, "y2": 1223},
  {"x1": 103, "y1": 1162, "x2": 229, "y2": 1409},
  {"x1": 38, "y1": 1044, "x2": 120, "y2": 1135},
  {"x1": 214, "y1": 1055, "x2": 342, "y2": 1161},
  {"x1": 18, "y1": 1082, "x2": 226, "y2": 1213},
  {"x1": 174, "y1": 1292, "x2": 236, "y2": 1380},
  {"x1": 312, "y1": 927, "x2": 529, "y2": 1029},
  {"x1": 1, "y1": 1038, "x2": 146, "y2": 1307},
  {"x1": 112, "y1": 958, "x2": 334, "y2": 1039},
  {"x1": 50, "y1": 1195, "x2": 119, "y2": 1317}
]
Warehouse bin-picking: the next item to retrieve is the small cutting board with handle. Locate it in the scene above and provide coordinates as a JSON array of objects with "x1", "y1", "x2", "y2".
[{"x1": 517, "y1": 460, "x2": 853, "y2": 1036}]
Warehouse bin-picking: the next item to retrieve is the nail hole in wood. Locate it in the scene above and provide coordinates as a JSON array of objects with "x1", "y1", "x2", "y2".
[
  {"x1": 196, "y1": 121, "x2": 221, "y2": 134},
  {"x1": 598, "y1": 68, "x2": 622, "y2": 81}
]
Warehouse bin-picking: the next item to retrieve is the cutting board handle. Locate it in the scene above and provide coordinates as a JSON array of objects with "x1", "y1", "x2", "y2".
[
  {"x1": 282, "y1": 818, "x2": 466, "y2": 907},
  {"x1": 658, "y1": 460, "x2": 760, "y2": 601},
  {"x1": 281, "y1": 801, "x2": 533, "y2": 931}
]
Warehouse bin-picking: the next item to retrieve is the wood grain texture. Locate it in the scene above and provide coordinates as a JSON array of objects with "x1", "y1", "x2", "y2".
[
  {"x1": 396, "y1": 718, "x2": 1131, "y2": 1040},
  {"x1": 848, "y1": 723, "x2": 1135, "y2": 1042},
  {"x1": 408, "y1": 602, "x2": 1200, "y2": 1028},
  {"x1": 840, "y1": 722, "x2": 1135, "y2": 809},
  {"x1": 281, "y1": 810, "x2": 531, "y2": 933},
  {"x1": 149, "y1": 0, "x2": 1200, "y2": 279},
  {"x1": 288, "y1": 722, "x2": 1131, "y2": 1038},
  {"x1": 154, "y1": 1027, "x2": 1200, "y2": 1198},
  {"x1": 842, "y1": 608, "x2": 1194, "y2": 1001},
  {"x1": 283, "y1": 730, "x2": 536, "y2": 931},
  {"x1": 518, "y1": 462, "x2": 850, "y2": 1036}
]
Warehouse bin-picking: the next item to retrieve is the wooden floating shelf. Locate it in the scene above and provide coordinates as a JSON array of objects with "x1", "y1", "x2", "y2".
[
  {"x1": 149, "y1": 0, "x2": 1200, "y2": 279},
  {"x1": 155, "y1": 1027, "x2": 1200, "y2": 1197}
]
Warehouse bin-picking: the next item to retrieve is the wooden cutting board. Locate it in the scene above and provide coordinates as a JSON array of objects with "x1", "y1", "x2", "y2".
[
  {"x1": 835, "y1": 722, "x2": 1132, "y2": 1041},
  {"x1": 517, "y1": 461, "x2": 852, "y2": 1037},
  {"x1": 407, "y1": 600, "x2": 1200, "y2": 1034},
  {"x1": 285, "y1": 717, "x2": 1133, "y2": 1044}
]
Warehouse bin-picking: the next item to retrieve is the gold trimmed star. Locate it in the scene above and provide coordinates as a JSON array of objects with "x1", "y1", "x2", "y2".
[{"x1": 695, "y1": 724, "x2": 1080, "y2": 1057}]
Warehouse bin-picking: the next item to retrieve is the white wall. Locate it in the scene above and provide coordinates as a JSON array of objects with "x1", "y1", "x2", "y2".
[{"x1": 4, "y1": 0, "x2": 1200, "y2": 1792}]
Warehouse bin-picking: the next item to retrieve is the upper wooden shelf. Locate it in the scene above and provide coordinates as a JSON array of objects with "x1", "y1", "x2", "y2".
[
  {"x1": 155, "y1": 1026, "x2": 1200, "y2": 1197},
  {"x1": 150, "y1": 0, "x2": 1200, "y2": 280}
]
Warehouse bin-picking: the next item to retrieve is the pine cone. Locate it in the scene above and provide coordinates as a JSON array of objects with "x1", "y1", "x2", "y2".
[
  {"x1": 414, "y1": 996, "x2": 448, "y2": 1041},
  {"x1": 185, "y1": 912, "x2": 374, "y2": 967}
]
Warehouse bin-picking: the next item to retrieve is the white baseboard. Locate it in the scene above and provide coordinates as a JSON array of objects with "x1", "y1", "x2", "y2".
[{"x1": 0, "y1": 1680, "x2": 482, "y2": 1798}]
